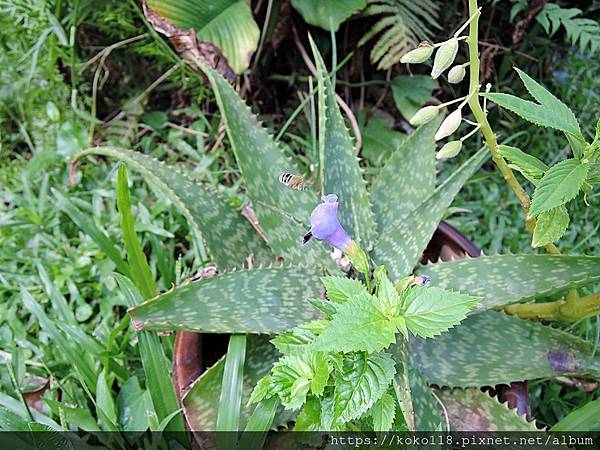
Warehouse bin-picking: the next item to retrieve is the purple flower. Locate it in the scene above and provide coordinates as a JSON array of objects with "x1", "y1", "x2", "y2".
[{"x1": 304, "y1": 194, "x2": 351, "y2": 252}]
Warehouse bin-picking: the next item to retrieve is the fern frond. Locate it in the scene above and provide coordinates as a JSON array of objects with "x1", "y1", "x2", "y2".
[
  {"x1": 360, "y1": 0, "x2": 440, "y2": 70},
  {"x1": 536, "y1": 4, "x2": 600, "y2": 55}
]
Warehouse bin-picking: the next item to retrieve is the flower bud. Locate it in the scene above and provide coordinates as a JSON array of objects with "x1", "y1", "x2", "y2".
[
  {"x1": 400, "y1": 43, "x2": 434, "y2": 64},
  {"x1": 431, "y1": 38, "x2": 459, "y2": 79},
  {"x1": 434, "y1": 108, "x2": 462, "y2": 141},
  {"x1": 447, "y1": 65, "x2": 466, "y2": 84},
  {"x1": 409, "y1": 105, "x2": 439, "y2": 126},
  {"x1": 436, "y1": 140, "x2": 463, "y2": 159}
]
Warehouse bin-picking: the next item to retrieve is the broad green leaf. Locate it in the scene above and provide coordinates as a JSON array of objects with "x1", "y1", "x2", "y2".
[
  {"x1": 311, "y1": 37, "x2": 376, "y2": 247},
  {"x1": 128, "y1": 266, "x2": 323, "y2": 333},
  {"x1": 372, "y1": 118, "x2": 440, "y2": 232},
  {"x1": 117, "y1": 377, "x2": 152, "y2": 432},
  {"x1": 312, "y1": 293, "x2": 398, "y2": 353},
  {"x1": 551, "y1": 398, "x2": 600, "y2": 431},
  {"x1": 115, "y1": 275, "x2": 185, "y2": 433},
  {"x1": 528, "y1": 159, "x2": 588, "y2": 217},
  {"x1": 411, "y1": 311, "x2": 600, "y2": 387},
  {"x1": 183, "y1": 336, "x2": 294, "y2": 431},
  {"x1": 290, "y1": 0, "x2": 366, "y2": 31},
  {"x1": 359, "y1": 114, "x2": 407, "y2": 164},
  {"x1": 497, "y1": 145, "x2": 548, "y2": 185},
  {"x1": 415, "y1": 255, "x2": 600, "y2": 311},
  {"x1": 373, "y1": 147, "x2": 488, "y2": 281},
  {"x1": 96, "y1": 371, "x2": 118, "y2": 429},
  {"x1": 400, "y1": 286, "x2": 480, "y2": 339},
  {"x1": 145, "y1": 0, "x2": 259, "y2": 74},
  {"x1": 320, "y1": 276, "x2": 367, "y2": 304},
  {"x1": 75, "y1": 147, "x2": 270, "y2": 270},
  {"x1": 436, "y1": 388, "x2": 538, "y2": 431},
  {"x1": 217, "y1": 335, "x2": 246, "y2": 435},
  {"x1": 117, "y1": 164, "x2": 157, "y2": 300},
  {"x1": 532, "y1": 205, "x2": 570, "y2": 248},
  {"x1": 390, "y1": 76, "x2": 438, "y2": 120},
  {"x1": 334, "y1": 352, "x2": 396, "y2": 424},
  {"x1": 371, "y1": 393, "x2": 395, "y2": 432},
  {"x1": 53, "y1": 189, "x2": 130, "y2": 277},
  {"x1": 198, "y1": 65, "x2": 331, "y2": 266},
  {"x1": 483, "y1": 68, "x2": 582, "y2": 138}
]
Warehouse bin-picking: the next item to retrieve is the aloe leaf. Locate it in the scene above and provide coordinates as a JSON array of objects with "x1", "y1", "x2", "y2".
[
  {"x1": 371, "y1": 118, "x2": 440, "y2": 233},
  {"x1": 128, "y1": 266, "x2": 323, "y2": 333},
  {"x1": 182, "y1": 336, "x2": 295, "y2": 431},
  {"x1": 436, "y1": 388, "x2": 538, "y2": 431},
  {"x1": 310, "y1": 37, "x2": 376, "y2": 247},
  {"x1": 74, "y1": 146, "x2": 270, "y2": 269},
  {"x1": 145, "y1": 0, "x2": 259, "y2": 74},
  {"x1": 391, "y1": 340, "x2": 441, "y2": 431},
  {"x1": 198, "y1": 65, "x2": 332, "y2": 266},
  {"x1": 373, "y1": 147, "x2": 488, "y2": 281},
  {"x1": 411, "y1": 311, "x2": 600, "y2": 387},
  {"x1": 415, "y1": 255, "x2": 600, "y2": 311},
  {"x1": 115, "y1": 275, "x2": 186, "y2": 433}
]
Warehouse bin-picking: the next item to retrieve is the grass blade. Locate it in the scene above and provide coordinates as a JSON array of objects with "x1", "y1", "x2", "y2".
[
  {"x1": 53, "y1": 189, "x2": 130, "y2": 277},
  {"x1": 116, "y1": 164, "x2": 157, "y2": 299},
  {"x1": 217, "y1": 334, "x2": 247, "y2": 448}
]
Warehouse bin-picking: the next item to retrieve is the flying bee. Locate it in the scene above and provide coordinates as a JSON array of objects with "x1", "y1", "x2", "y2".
[{"x1": 279, "y1": 173, "x2": 309, "y2": 191}]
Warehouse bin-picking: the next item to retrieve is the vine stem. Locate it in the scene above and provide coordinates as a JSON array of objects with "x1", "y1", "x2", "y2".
[
  {"x1": 465, "y1": 0, "x2": 560, "y2": 255},
  {"x1": 464, "y1": 0, "x2": 600, "y2": 321}
]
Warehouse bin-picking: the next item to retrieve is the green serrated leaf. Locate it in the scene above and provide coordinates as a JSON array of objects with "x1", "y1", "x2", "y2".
[
  {"x1": 310, "y1": 37, "x2": 376, "y2": 247},
  {"x1": 371, "y1": 393, "x2": 395, "y2": 432},
  {"x1": 483, "y1": 68, "x2": 582, "y2": 138},
  {"x1": 271, "y1": 327, "x2": 317, "y2": 356},
  {"x1": 145, "y1": 0, "x2": 259, "y2": 74},
  {"x1": 269, "y1": 348, "x2": 330, "y2": 410},
  {"x1": 372, "y1": 118, "x2": 440, "y2": 233},
  {"x1": 128, "y1": 267, "x2": 323, "y2": 333},
  {"x1": 437, "y1": 388, "x2": 538, "y2": 431},
  {"x1": 415, "y1": 255, "x2": 600, "y2": 311},
  {"x1": 373, "y1": 147, "x2": 488, "y2": 281},
  {"x1": 400, "y1": 286, "x2": 479, "y2": 339},
  {"x1": 333, "y1": 352, "x2": 396, "y2": 424},
  {"x1": 528, "y1": 159, "x2": 588, "y2": 217},
  {"x1": 532, "y1": 205, "x2": 570, "y2": 248},
  {"x1": 320, "y1": 276, "x2": 367, "y2": 303},
  {"x1": 497, "y1": 145, "x2": 548, "y2": 185},
  {"x1": 198, "y1": 65, "x2": 332, "y2": 266},
  {"x1": 312, "y1": 292, "x2": 398, "y2": 353},
  {"x1": 183, "y1": 336, "x2": 294, "y2": 431},
  {"x1": 290, "y1": 0, "x2": 366, "y2": 31},
  {"x1": 411, "y1": 311, "x2": 600, "y2": 387},
  {"x1": 75, "y1": 147, "x2": 270, "y2": 269}
]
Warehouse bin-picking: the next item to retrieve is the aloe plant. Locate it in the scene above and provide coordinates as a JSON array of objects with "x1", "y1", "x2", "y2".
[{"x1": 71, "y1": 3, "x2": 600, "y2": 438}]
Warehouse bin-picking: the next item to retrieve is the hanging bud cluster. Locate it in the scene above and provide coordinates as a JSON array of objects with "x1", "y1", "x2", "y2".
[{"x1": 401, "y1": 8, "x2": 483, "y2": 160}]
